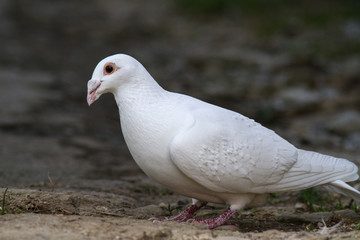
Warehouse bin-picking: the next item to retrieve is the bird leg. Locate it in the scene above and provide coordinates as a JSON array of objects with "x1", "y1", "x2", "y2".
[
  {"x1": 152, "y1": 201, "x2": 207, "y2": 222},
  {"x1": 188, "y1": 207, "x2": 237, "y2": 229}
]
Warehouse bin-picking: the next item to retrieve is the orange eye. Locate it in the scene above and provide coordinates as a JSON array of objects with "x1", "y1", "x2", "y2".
[{"x1": 104, "y1": 63, "x2": 117, "y2": 75}]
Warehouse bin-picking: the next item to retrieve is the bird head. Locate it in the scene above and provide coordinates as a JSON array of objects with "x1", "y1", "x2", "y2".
[{"x1": 87, "y1": 54, "x2": 139, "y2": 106}]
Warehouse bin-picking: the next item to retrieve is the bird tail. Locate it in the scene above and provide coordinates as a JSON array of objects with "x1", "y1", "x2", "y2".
[
  {"x1": 296, "y1": 149, "x2": 360, "y2": 201},
  {"x1": 324, "y1": 180, "x2": 360, "y2": 202},
  {"x1": 270, "y1": 149, "x2": 360, "y2": 201}
]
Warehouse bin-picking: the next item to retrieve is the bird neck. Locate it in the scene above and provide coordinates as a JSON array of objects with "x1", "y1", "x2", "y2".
[{"x1": 113, "y1": 70, "x2": 167, "y2": 112}]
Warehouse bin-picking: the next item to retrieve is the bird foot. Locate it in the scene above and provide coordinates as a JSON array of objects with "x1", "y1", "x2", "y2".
[
  {"x1": 187, "y1": 208, "x2": 237, "y2": 229},
  {"x1": 151, "y1": 203, "x2": 205, "y2": 223}
]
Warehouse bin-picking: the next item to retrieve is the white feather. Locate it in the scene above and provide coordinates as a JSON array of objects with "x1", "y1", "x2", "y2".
[{"x1": 88, "y1": 54, "x2": 360, "y2": 209}]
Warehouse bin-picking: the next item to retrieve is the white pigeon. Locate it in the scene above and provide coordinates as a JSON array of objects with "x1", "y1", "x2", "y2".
[{"x1": 87, "y1": 54, "x2": 360, "y2": 229}]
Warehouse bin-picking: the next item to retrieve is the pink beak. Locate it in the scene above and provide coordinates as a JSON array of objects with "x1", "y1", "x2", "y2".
[{"x1": 87, "y1": 79, "x2": 102, "y2": 106}]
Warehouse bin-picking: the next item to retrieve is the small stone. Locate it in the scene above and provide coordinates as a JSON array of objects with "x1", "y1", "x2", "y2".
[
  {"x1": 158, "y1": 202, "x2": 167, "y2": 209},
  {"x1": 131, "y1": 204, "x2": 164, "y2": 219},
  {"x1": 275, "y1": 87, "x2": 321, "y2": 113},
  {"x1": 177, "y1": 199, "x2": 189, "y2": 206},
  {"x1": 294, "y1": 202, "x2": 307, "y2": 211},
  {"x1": 326, "y1": 110, "x2": 360, "y2": 135}
]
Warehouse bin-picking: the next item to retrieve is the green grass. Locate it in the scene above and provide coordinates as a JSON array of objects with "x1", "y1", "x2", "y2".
[
  {"x1": 145, "y1": 185, "x2": 173, "y2": 196},
  {"x1": 356, "y1": 222, "x2": 360, "y2": 230},
  {"x1": 337, "y1": 199, "x2": 344, "y2": 210},
  {"x1": 0, "y1": 188, "x2": 25, "y2": 215},
  {"x1": 175, "y1": 0, "x2": 235, "y2": 15},
  {"x1": 160, "y1": 188, "x2": 173, "y2": 196},
  {"x1": 175, "y1": 0, "x2": 360, "y2": 38},
  {"x1": 299, "y1": 188, "x2": 360, "y2": 213},
  {"x1": 305, "y1": 223, "x2": 314, "y2": 232},
  {"x1": 351, "y1": 201, "x2": 358, "y2": 213},
  {"x1": 269, "y1": 192, "x2": 280, "y2": 204},
  {"x1": 167, "y1": 203, "x2": 177, "y2": 217},
  {"x1": 299, "y1": 188, "x2": 328, "y2": 212},
  {"x1": 1, "y1": 188, "x2": 8, "y2": 215}
]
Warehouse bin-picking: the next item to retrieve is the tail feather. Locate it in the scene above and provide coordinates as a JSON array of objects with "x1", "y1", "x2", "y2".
[
  {"x1": 324, "y1": 180, "x2": 360, "y2": 202},
  {"x1": 263, "y1": 149, "x2": 360, "y2": 196}
]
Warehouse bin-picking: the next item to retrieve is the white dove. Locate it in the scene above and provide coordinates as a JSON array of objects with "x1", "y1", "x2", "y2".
[{"x1": 87, "y1": 54, "x2": 360, "y2": 229}]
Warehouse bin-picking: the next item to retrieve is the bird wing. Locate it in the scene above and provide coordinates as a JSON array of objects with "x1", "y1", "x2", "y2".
[
  {"x1": 259, "y1": 149, "x2": 359, "y2": 193},
  {"x1": 169, "y1": 102, "x2": 298, "y2": 194}
]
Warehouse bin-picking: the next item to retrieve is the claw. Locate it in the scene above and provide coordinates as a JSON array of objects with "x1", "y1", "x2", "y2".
[
  {"x1": 149, "y1": 202, "x2": 238, "y2": 229},
  {"x1": 149, "y1": 203, "x2": 206, "y2": 223},
  {"x1": 188, "y1": 208, "x2": 237, "y2": 229},
  {"x1": 186, "y1": 218, "x2": 195, "y2": 223},
  {"x1": 149, "y1": 217, "x2": 168, "y2": 222}
]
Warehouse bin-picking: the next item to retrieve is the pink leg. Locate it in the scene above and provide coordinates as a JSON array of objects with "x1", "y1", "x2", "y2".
[
  {"x1": 190, "y1": 208, "x2": 237, "y2": 229},
  {"x1": 152, "y1": 201, "x2": 207, "y2": 222}
]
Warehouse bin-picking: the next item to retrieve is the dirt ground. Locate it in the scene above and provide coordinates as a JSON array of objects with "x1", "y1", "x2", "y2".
[{"x1": 1, "y1": 0, "x2": 360, "y2": 239}]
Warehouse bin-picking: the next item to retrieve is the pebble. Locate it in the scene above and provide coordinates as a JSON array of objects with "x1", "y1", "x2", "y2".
[
  {"x1": 158, "y1": 202, "x2": 167, "y2": 209},
  {"x1": 326, "y1": 110, "x2": 360, "y2": 135},
  {"x1": 294, "y1": 202, "x2": 307, "y2": 211}
]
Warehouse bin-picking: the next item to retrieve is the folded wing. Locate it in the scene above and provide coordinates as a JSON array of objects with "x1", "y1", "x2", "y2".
[{"x1": 170, "y1": 104, "x2": 359, "y2": 199}]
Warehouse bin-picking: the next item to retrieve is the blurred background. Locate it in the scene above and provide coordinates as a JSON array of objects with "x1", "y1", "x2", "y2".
[{"x1": 0, "y1": 0, "x2": 360, "y2": 189}]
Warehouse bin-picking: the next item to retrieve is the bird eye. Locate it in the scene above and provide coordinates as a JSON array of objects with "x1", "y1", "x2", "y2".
[
  {"x1": 104, "y1": 63, "x2": 116, "y2": 75},
  {"x1": 105, "y1": 64, "x2": 113, "y2": 74}
]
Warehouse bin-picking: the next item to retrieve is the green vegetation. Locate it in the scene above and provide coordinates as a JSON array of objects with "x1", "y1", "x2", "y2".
[
  {"x1": 337, "y1": 199, "x2": 344, "y2": 210},
  {"x1": 176, "y1": 0, "x2": 359, "y2": 37},
  {"x1": 269, "y1": 193, "x2": 279, "y2": 204},
  {"x1": 0, "y1": 188, "x2": 25, "y2": 215},
  {"x1": 299, "y1": 188, "x2": 329, "y2": 212},
  {"x1": 145, "y1": 185, "x2": 173, "y2": 196},
  {"x1": 175, "y1": 0, "x2": 360, "y2": 22},
  {"x1": 175, "y1": 0, "x2": 360, "y2": 59},
  {"x1": 167, "y1": 203, "x2": 177, "y2": 217},
  {"x1": 299, "y1": 188, "x2": 360, "y2": 213},
  {"x1": 160, "y1": 188, "x2": 173, "y2": 196},
  {"x1": 305, "y1": 223, "x2": 314, "y2": 232},
  {"x1": 351, "y1": 201, "x2": 358, "y2": 213},
  {"x1": 356, "y1": 222, "x2": 360, "y2": 230},
  {"x1": 175, "y1": 0, "x2": 232, "y2": 14},
  {"x1": 1, "y1": 188, "x2": 8, "y2": 215}
]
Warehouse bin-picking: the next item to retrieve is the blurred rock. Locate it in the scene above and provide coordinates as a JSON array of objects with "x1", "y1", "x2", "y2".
[
  {"x1": 273, "y1": 87, "x2": 321, "y2": 114},
  {"x1": 0, "y1": 68, "x2": 55, "y2": 124},
  {"x1": 158, "y1": 202, "x2": 167, "y2": 209},
  {"x1": 344, "y1": 133, "x2": 360, "y2": 152},
  {"x1": 326, "y1": 110, "x2": 360, "y2": 135},
  {"x1": 131, "y1": 204, "x2": 165, "y2": 219},
  {"x1": 343, "y1": 21, "x2": 360, "y2": 39},
  {"x1": 294, "y1": 202, "x2": 307, "y2": 212},
  {"x1": 177, "y1": 199, "x2": 190, "y2": 206},
  {"x1": 279, "y1": 210, "x2": 360, "y2": 223}
]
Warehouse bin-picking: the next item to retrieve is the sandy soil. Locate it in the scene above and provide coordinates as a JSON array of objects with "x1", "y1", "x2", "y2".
[
  {"x1": 1, "y1": 0, "x2": 360, "y2": 239},
  {"x1": 1, "y1": 187, "x2": 360, "y2": 240}
]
